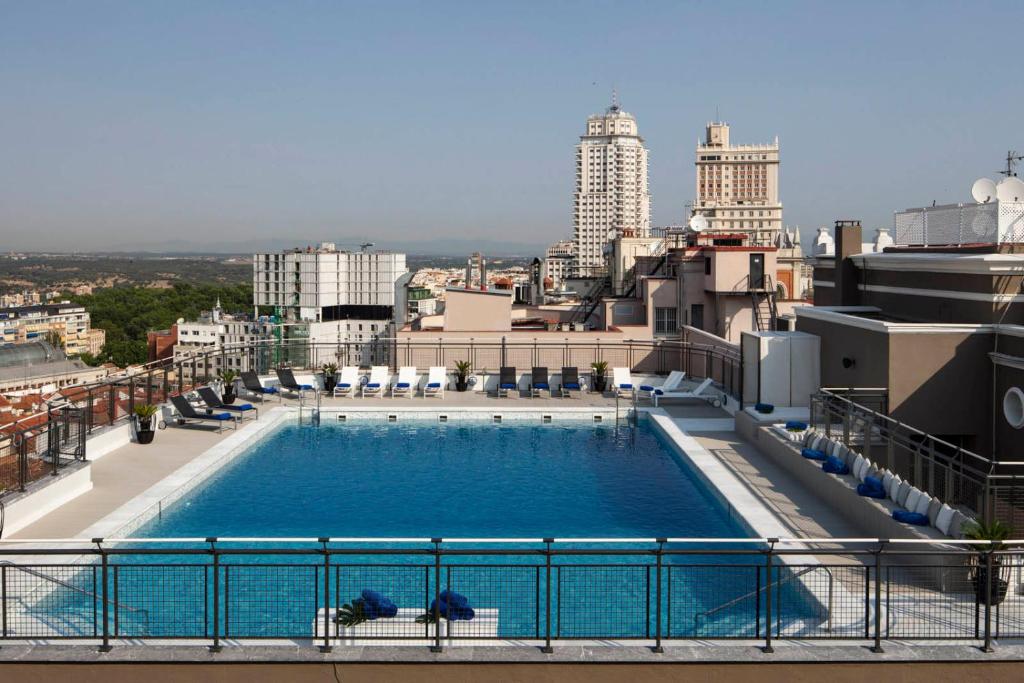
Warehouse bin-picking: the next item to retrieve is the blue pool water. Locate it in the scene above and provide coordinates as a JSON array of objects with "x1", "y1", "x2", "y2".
[
  {"x1": 141, "y1": 420, "x2": 747, "y2": 538},
  {"x1": 29, "y1": 420, "x2": 822, "y2": 642}
]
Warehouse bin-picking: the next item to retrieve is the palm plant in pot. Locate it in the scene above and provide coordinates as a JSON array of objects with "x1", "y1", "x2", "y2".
[
  {"x1": 321, "y1": 362, "x2": 338, "y2": 392},
  {"x1": 964, "y1": 519, "x2": 1012, "y2": 606},
  {"x1": 590, "y1": 361, "x2": 608, "y2": 393},
  {"x1": 217, "y1": 369, "x2": 238, "y2": 404},
  {"x1": 454, "y1": 360, "x2": 472, "y2": 392},
  {"x1": 133, "y1": 404, "x2": 159, "y2": 445}
]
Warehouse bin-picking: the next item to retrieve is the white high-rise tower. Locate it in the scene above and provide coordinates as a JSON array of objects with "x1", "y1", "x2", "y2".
[{"x1": 572, "y1": 96, "x2": 650, "y2": 277}]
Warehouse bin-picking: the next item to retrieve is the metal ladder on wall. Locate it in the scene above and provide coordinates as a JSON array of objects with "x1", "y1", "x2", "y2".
[{"x1": 751, "y1": 274, "x2": 779, "y2": 332}]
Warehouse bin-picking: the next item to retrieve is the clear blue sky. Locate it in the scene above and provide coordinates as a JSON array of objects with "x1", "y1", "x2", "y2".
[{"x1": 1, "y1": 1, "x2": 1021, "y2": 252}]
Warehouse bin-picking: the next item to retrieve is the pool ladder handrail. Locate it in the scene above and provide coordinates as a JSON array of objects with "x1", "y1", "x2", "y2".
[
  {"x1": 692, "y1": 564, "x2": 834, "y2": 634},
  {"x1": 0, "y1": 560, "x2": 151, "y2": 635}
]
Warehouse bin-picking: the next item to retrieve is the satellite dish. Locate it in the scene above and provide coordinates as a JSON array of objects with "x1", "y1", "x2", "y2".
[
  {"x1": 996, "y1": 177, "x2": 1024, "y2": 203},
  {"x1": 688, "y1": 214, "x2": 708, "y2": 232},
  {"x1": 971, "y1": 177, "x2": 997, "y2": 203}
]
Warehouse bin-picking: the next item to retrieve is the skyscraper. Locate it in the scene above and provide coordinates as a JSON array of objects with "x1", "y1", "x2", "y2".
[
  {"x1": 693, "y1": 122, "x2": 781, "y2": 245},
  {"x1": 572, "y1": 98, "x2": 651, "y2": 277}
]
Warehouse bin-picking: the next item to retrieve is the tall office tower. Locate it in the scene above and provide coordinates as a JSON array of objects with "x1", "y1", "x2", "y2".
[
  {"x1": 694, "y1": 122, "x2": 781, "y2": 245},
  {"x1": 572, "y1": 98, "x2": 651, "y2": 277}
]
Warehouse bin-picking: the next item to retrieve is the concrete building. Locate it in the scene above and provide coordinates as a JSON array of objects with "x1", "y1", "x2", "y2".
[
  {"x1": 801, "y1": 218, "x2": 1024, "y2": 460},
  {"x1": 0, "y1": 302, "x2": 103, "y2": 357},
  {"x1": 572, "y1": 98, "x2": 651, "y2": 277},
  {"x1": 543, "y1": 240, "x2": 574, "y2": 291},
  {"x1": 173, "y1": 301, "x2": 277, "y2": 376},
  {"x1": 0, "y1": 341, "x2": 109, "y2": 394},
  {"x1": 693, "y1": 122, "x2": 781, "y2": 245},
  {"x1": 252, "y1": 243, "x2": 410, "y2": 348}
]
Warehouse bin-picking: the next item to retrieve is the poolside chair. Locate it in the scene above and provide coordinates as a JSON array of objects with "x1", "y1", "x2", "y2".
[
  {"x1": 197, "y1": 386, "x2": 258, "y2": 421},
  {"x1": 638, "y1": 371, "x2": 686, "y2": 403},
  {"x1": 362, "y1": 366, "x2": 389, "y2": 398},
  {"x1": 391, "y1": 366, "x2": 419, "y2": 398},
  {"x1": 559, "y1": 367, "x2": 582, "y2": 398},
  {"x1": 240, "y1": 371, "x2": 281, "y2": 402},
  {"x1": 652, "y1": 377, "x2": 717, "y2": 408},
  {"x1": 423, "y1": 366, "x2": 447, "y2": 398},
  {"x1": 530, "y1": 367, "x2": 550, "y2": 398},
  {"x1": 275, "y1": 368, "x2": 315, "y2": 399},
  {"x1": 333, "y1": 366, "x2": 359, "y2": 398},
  {"x1": 497, "y1": 366, "x2": 518, "y2": 398},
  {"x1": 169, "y1": 395, "x2": 237, "y2": 432},
  {"x1": 612, "y1": 367, "x2": 634, "y2": 398}
]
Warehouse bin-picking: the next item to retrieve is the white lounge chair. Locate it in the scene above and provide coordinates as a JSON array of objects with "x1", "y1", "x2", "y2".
[
  {"x1": 611, "y1": 367, "x2": 634, "y2": 398},
  {"x1": 423, "y1": 367, "x2": 447, "y2": 398},
  {"x1": 652, "y1": 377, "x2": 717, "y2": 407},
  {"x1": 361, "y1": 366, "x2": 389, "y2": 398},
  {"x1": 333, "y1": 366, "x2": 359, "y2": 398},
  {"x1": 391, "y1": 366, "x2": 419, "y2": 398},
  {"x1": 638, "y1": 371, "x2": 686, "y2": 403}
]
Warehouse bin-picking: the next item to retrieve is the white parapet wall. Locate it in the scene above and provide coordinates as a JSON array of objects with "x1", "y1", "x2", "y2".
[{"x1": 2, "y1": 464, "x2": 93, "y2": 537}]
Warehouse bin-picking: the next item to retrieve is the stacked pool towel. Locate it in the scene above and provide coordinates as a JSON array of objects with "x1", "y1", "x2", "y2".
[
  {"x1": 801, "y1": 447, "x2": 827, "y2": 461},
  {"x1": 892, "y1": 510, "x2": 929, "y2": 525},
  {"x1": 857, "y1": 476, "x2": 888, "y2": 499},
  {"x1": 429, "y1": 590, "x2": 475, "y2": 621},
  {"x1": 822, "y1": 454, "x2": 850, "y2": 475},
  {"x1": 785, "y1": 420, "x2": 808, "y2": 431},
  {"x1": 754, "y1": 403, "x2": 774, "y2": 414},
  {"x1": 353, "y1": 589, "x2": 398, "y2": 619}
]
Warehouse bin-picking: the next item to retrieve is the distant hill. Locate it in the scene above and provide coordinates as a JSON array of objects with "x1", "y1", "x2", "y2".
[{"x1": 106, "y1": 236, "x2": 548, "y2": 257}]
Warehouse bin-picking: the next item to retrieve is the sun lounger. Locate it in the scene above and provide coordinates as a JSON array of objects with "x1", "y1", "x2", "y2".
[
  {"x1": 276, "y1": 368, "x2": 315, "y2": 398},
  {"x1": 424, "y1": 366, "x2": 447, "y2": 398},
  {"x1": 638, "y1": 371, "x2": 686, "y2": 403},
  {"x1": 333, "y1": 366, "x2": 359, "y2": 398},
  {"x1": 197, "y1": 386, "x2": 258, "y2": 421},
  {"x1": 559, "y1": 367, "x2": 581, "y2": 397},
  {"x1": 362, "y1": 366, "x2": 389, "y2": 397},
  {"x1": 240, "y1": 371, "x2": 281, "y2": 402},
  {"x1": 391, "y1": 366, "x2": 419, "y2": 398},
  {"x1": 651, "y1": 377, "x2": 717, "y2": 407},
  {"x1": 169, "y1": 395, "x2": 237, "y2": 432},
  {"x1": 530, "y1": 367, "x2": 549, "y2": 398},
  {"x1": 612, "y1": 367, "x2": 634, "y2": 398},
  {"x1": 497, "y1": 366, "x2": 517, "y2": 398}
]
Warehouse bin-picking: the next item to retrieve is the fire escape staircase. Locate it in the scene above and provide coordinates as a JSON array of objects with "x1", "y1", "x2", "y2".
[{"x1": 751, "y1": 274, "x2": 779, "y2": 332}]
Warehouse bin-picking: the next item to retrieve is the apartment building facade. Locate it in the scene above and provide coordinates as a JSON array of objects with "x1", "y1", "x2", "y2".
[{"x1": 0, "y1": 302, "x2": 105, "y2": 356}]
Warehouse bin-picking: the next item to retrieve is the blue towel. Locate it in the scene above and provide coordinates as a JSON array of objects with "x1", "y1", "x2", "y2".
[
  {"x1": 640, "y1": 384, "x2": 655, "y2": 391},
  {"x1": 822, "y1": 454, "x2": 849, "y2": 475},
  {"x1": 619, "y1": 383, "x2": 633, "y2": 389},
  {"x1": 754, "y1": 403, "x2": 774, "y2": 413},
  {"x1": 396, "y1": 382, "x2": 411, "y2": 388},
  {"x1": 429, "y1": 590, "x2": 475, "y2": 621},
  {"x1": 785, "y1": 420, "x2": 808, "y2": 430},
  {"x1": 236, "y1": 403, "x2": 254, "y2": 410},
  {"x1": 563, "y1": 382, "x2": 580, "y2": 389},
  {"x1": 801, "y1": 448, "x2": 827, "y2": 461},
  {"x1": 893, "y1": 510, "x2": 929, "y2": 525},
  {"x1": 857, "y1": 483, "x2": 888, "y2": 499},
  {"x1": 427, "y1": 382, "x2": 441, "y2": 388},
  {"x1": 654, "y1": 388, "x2": 664, "y2": 395},
  {"x1": 355, "y1": 589, "x2": 398, "y2": 620},
  {"x1": 863, "y1": 475, "x2": 884, "y2": 490}
]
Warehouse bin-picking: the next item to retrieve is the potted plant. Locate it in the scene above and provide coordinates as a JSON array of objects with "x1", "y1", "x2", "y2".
[
  {"x1": 321, "y1": 362, "x2": 338, "y2": 392},
  {"x1": 591, "y1": 361, "x2": 608, "y2": 393},
  {"x1": 217, "y1": 369, "x2": 238, "y2": 404},
  {"x1": 133, "y1": 404, "x2": 159, "y2": 445},
  {"x1": 454, "y1": 360, "x2": 472, "y2": 392},
  {"x1": 964, "y1": 519, "x2": 1012, "y2": 606}
]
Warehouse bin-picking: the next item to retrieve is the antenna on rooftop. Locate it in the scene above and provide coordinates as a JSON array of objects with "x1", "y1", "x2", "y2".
[
  {"x1": 360, "y1": 242, "x2": 374, "y2": 252},
  {"x1": 610, "y1": 86, "x2": 620, "y2": 113},
  {"x1": 999, "y1": 150, "x2": 1024, "y2": 178}
]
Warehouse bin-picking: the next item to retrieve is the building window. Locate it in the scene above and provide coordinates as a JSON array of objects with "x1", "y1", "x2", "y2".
[
  {"x1": 704, "y1": 257, "x2": 712, "y2": 275},
  {"x1": 654, "y1": 307, "x2": 677, "y2": 335},
  {"x1": 690, "y1": 304, "x2": 704, "y2": 330}
]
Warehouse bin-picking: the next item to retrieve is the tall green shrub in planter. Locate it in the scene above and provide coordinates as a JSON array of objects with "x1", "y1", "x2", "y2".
[
  {"x1": 964, "y1": 519, "x2": 1012, "y2": 606},
  {"x1": 217, "y1": 369, "x2": 238, "y2": 404},
  {"x1": 454, "y1": 360, "x2": 472, "y2": 392},
  {"x1": 133, "y1": 404, "x2": 159, "y2": 445},
  {"x1": 590, "y1": 361, "x2": 608, "y2": 393}
]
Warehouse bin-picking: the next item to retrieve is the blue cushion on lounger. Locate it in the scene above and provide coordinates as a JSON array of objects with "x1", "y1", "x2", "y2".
[
  {"x1": 500, "y1": 383, "x2": 516, "y2": 389},
  {"x1": 366, "y1": 383, "x2": 381, "y2": 388},
  {"x1": 619, "y1": 383, "x2": 633, "y2": 389},
  {"x1": 822, "y1": 454, "x2": 850, "y2": 475},
  {"x1": 210, "y1": 413, "x2": 231, "y2": 421},
  {"x1": 640, "y1": 384, "x2": 655, "y2": 391},
  {"x1": 427, "y1": 382, "x2": 441, "y2": 388},
  {"x1": 857, "y1": 483, "x2": 888, "y2": 499},
  {"x1": 534, "y1": 383, "x2": 549, "y2": 389},
  {"x1": 339, "y1": 382, "x2": 352, "y2": 388},
  {"x1": 801, "y1": 448, "x2": 827, "y2": 461},
  {"x1": 263, "y1": 387, "x2": 279, "y2": 394},
  {"x1": 785, "y1": 420, "x2": 808, "y2": 430},
  {"x1": 237, "y1": 403, "x2": 254, "y2": 410},
  {"x1": 300, "y1": 384, "x2": 313, "y2": 390},
  {"x1": 396, "y1": 382, "x2": 411, "y2": 388},
  {"x1": 654, "y1": 388, "x2": 664, "y2": 395},
  {"x1": 755, "y1": 403, "x2": 774, "y2": 414},
  {"x1": 893, "y1": 510, "x2": 929, "y2": 525},
  {"x1": 563, "y1": 383, "x2": 580, "y2": 389}
]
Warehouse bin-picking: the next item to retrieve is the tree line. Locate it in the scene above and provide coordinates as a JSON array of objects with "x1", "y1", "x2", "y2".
[{"x1": 70, "y1": 283, "x2": 254, "y2": 367}]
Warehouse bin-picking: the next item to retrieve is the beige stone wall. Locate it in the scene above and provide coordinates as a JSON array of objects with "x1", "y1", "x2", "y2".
[{"x1": 442, "y1": 289, "x2": 512, "y2": 332}]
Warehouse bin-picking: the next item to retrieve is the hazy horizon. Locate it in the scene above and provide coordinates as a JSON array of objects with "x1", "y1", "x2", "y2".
[{"x1": 2, "y1": 1, "x2": 1023, "y2": 253}]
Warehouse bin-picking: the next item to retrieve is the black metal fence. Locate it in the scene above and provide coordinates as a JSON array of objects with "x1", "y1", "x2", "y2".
[
  {"x1": 0, "y1": 539, "x2": 1021, "y2": 653},
  {"x1": 811, "y1": 389, "x2": 1024, "y2": 530},
  {"x1": 0, "y1": 406, "x2": 85, "y2": 496}
]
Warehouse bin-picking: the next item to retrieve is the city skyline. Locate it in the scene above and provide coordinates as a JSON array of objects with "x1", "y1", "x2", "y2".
[{"x1": 2, "y1": 1, "x2": 1023, "y2": 253}]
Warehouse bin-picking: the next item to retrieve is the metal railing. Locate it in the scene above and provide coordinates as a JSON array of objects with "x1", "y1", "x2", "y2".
[
  {"x1": 0, "y1": 538, "x2": 1021, "y2": 653},
  {"x1": 810, "y1": 389, "x2": 1024, "y2": 529},
  {"x1": 0, "y1": 406, "x2": 86, "y2": 500}
]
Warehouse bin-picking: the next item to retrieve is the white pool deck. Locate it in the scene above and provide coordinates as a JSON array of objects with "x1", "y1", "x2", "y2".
[{"x1": 4, "y1": 385, "x2": 1024, "y2": 648}]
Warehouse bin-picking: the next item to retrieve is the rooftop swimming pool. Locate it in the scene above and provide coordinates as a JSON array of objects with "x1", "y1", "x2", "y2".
[{"x1": 140, "y1": 419, "x2": 747, "y2": 538}]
